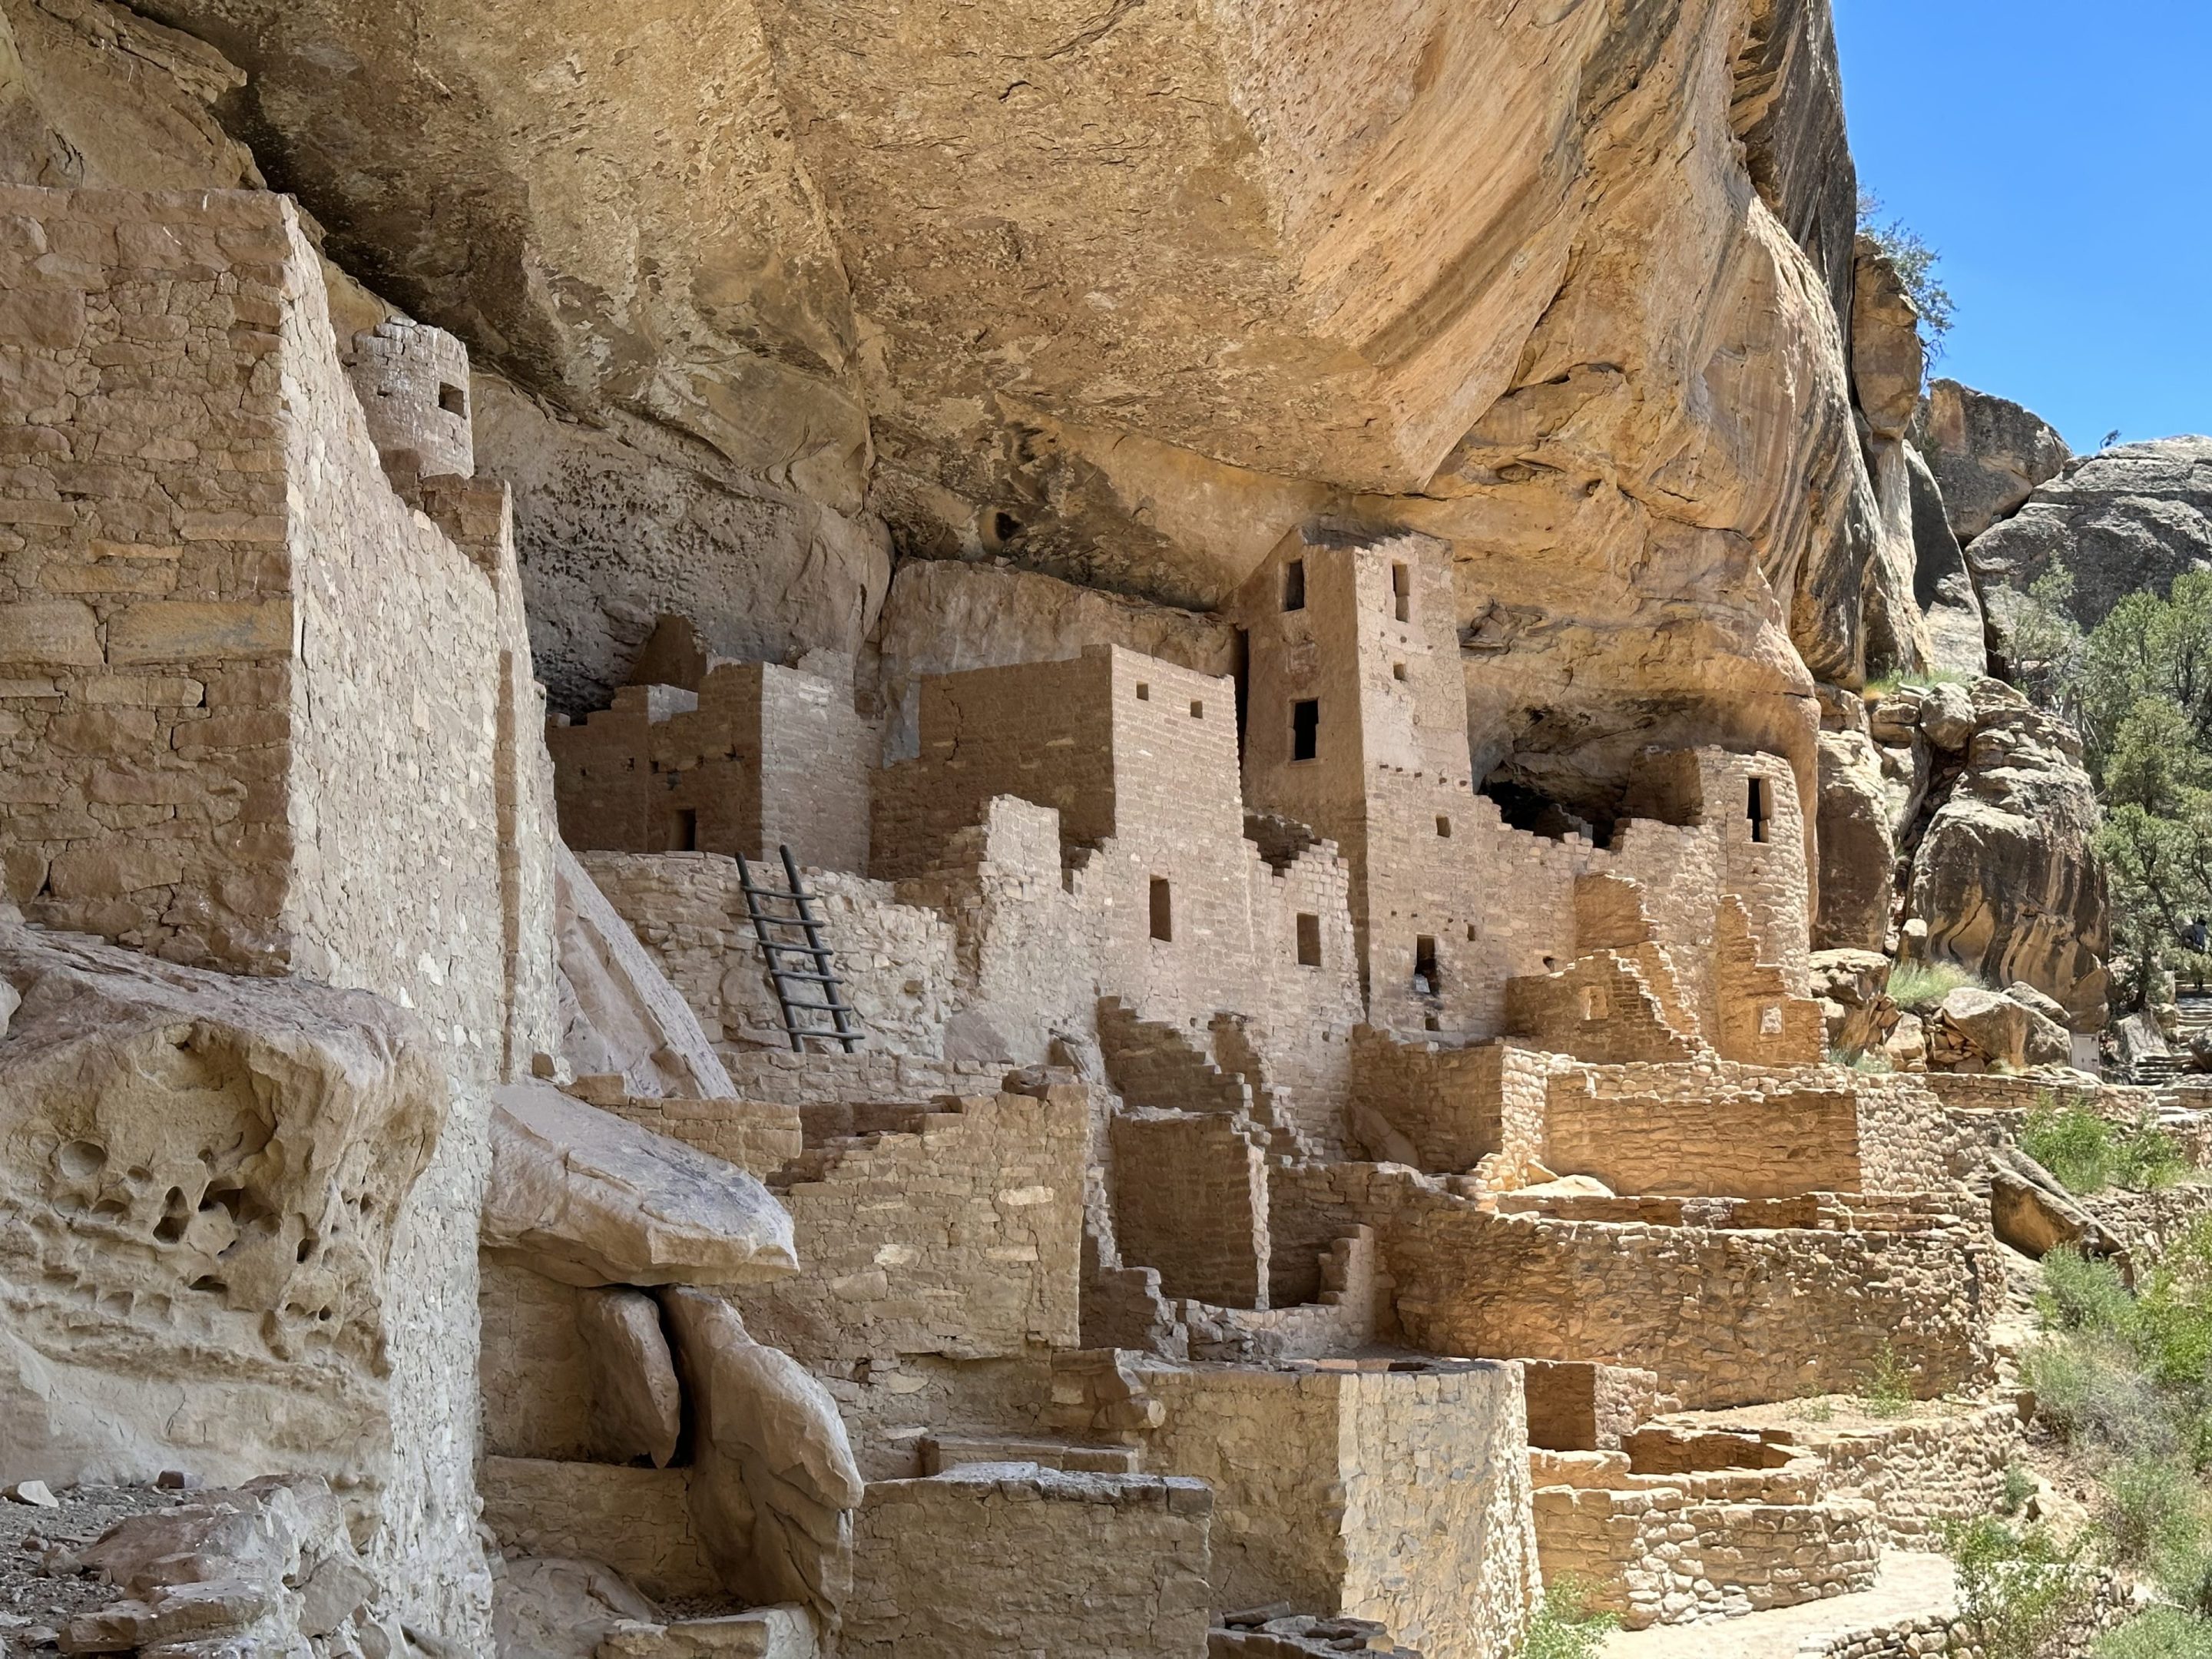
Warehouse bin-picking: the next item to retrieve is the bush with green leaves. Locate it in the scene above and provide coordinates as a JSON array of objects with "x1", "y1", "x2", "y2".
[
  {"x1": 1858, "y1": 191, "x2": 1956, "y2": 355},
  {"x1": 1945, "y1": 1517, "x2": 2081, "y2": 1659},
  {"x1": 2098, "y1": 1610, "x2": 2212, "y2": 1659},
  {"x1": 1518, "y1": 1578, "x2": 1617, "y2": 1659},
  {"x1": 1887, "y1": 959, "x2": 1985, "y2": 1013},
  {"x1": 1856, "y1": 1340, "x2": 1916, "y2": 1417},
  {"x1": 2025, "y1": 1101, "x2": 2187, "y2": 1195}
]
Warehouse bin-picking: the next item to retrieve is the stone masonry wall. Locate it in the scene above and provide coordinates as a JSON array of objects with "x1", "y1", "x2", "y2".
[
  {"x1": 578, "y1": 849, "x2": 957, "y2": 1058},
  {"x1": 730, "y1": 1088, "x2": 1086, "y2": 1366},
  {"x1": 1541, "y1": 1064, "x2": 1863, "y2": 1197},
  {"x1": 846, "y1": 1465, "x2": 1214, "y2": 1659},
  {"x1": 0, "y1": 185, "x2": 555, "y2": 1644},
  {"x1": 1137, "y1": 1360, "x2": 1540, "y2": 1659}
]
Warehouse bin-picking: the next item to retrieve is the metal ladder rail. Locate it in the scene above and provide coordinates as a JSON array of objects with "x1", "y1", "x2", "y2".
[{"x1": 737, "y1": 846, "x2": 863, "y2": 1054}]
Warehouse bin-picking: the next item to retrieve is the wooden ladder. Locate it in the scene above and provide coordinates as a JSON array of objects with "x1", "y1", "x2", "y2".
[{"x1": 736, "y1": 846, "x2": 863, "y2": 1054}]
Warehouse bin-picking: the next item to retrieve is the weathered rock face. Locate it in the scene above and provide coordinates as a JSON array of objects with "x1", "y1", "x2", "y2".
[
  {"x1": 1849, "y1": 236, "x2": 1933, "y2": 678},
  {"x1": 1908, "y1": 444, "x2": 1988, "y2": 677},
  {"x1": 106, "y1": 0, "x2": 1895, "y2": 820},
  {"x1": 1813, "y1": 731, "x2": 1895, "y2": 952},
  {"x1": 1925, "y1": 984, "x2": 2069, "y2": 1072},
  {"x1": 1897, "y1": 680, "x2": 2111, "y2": 1028},
  {"x1": 1969, "y1": 437, "x2": 2212, "y2": 651},
  {"x1": 1917, "y1": 379, "x2": 2071, "y2": 548},
  {"x1": 0, "y1": 925, "x2": 443, "y2": 1500}
]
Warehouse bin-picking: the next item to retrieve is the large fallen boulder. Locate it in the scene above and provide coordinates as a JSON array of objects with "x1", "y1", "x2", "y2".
[
  {"x1": 1988, "y1": 1147, "x2": 2130, "y2": 1266},
  {"x1": 483, "y1": 1083, "x2": 796, "y2": 1288},
  {"x1": 1926, "y1": 985, "x2": 2071, "y2": 1072},
  {"x1": 1810, "y1": 949, "x2": 1898, "y2": 1055}
]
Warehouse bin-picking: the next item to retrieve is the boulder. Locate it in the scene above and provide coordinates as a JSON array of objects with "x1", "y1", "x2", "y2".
[
  {"x1": 1917, "y1": 380, "x2": 2071, "y2": 546},
  {"x1": 1810, "y1": 949, "x2": 1897, "y2": 1055},
  {"x1": 577, "y1": 1289, "x2": 684, "y2": 1470},
  {"x1": 658, "y1": 1290, "x2": 864, "y2": 1627},
  {"x1": 555, "y1": 843, "x2": 737, "y2": 1101},
  {"x1": 483, "y1": 1083, "x2": 797, "y2": 1290},
  {"x1": 1917, "y1": 681, "x2": 1976, "y2": 754},
  {"x1": 1851, "y1": 237, "x2": 1926, "y2": 442},
  {"x1": 1968, "y1": 437, "x2": 2212, "y2": 658},
  {"x1": 1906, "y1": 681, "x2": 2110, "y2": 1028},
  {"x1": 61, "y1": 1476, "x2": 399, "y2": 1654},
  {"x1": 1988, "y1": 1147, "x2": 2129, "y2": 1263},
  {"x1": 0, "y1": 925, "x2": 445, "y2": 1493},
  {"x1": 2003, "y1": 982, "x2": 2071, "y2": 1028},
  {"x1": 1814, "y1": 733, "x2": 1896, "y2": 952},
  {"x1": 1928, "y1": 986, "x2": 2070, "y2": 1071},
  {"x1": 1881, "y1": 1011, "x2": 1929, "y2": 1072}
]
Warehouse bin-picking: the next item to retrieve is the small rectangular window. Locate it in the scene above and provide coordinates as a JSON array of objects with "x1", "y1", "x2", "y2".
[
  {"x1": 1465, "y1": 922, "x2": 1479, "y2": 942},
  {"x1": 1435, "y1": 815, "x2": 1452, "y2": 838},
  {"x1": 1291, "y1": 699, "x2": 1319, "y2": 762},
  {"x1": 1747, "y1": 777, "x2": 1770, "y2": 844},
  {"x1": 1190, "y1": 699, "x2": 1204, "y2": 719},
  {"x1": 439, "y1": 382, "x2": 468, "y2": 416},
  {"x1": 1392, "y1": 561, "x2": 1411, "y2": 624},
  {"x1": 1392, "y1": 662, "x2": 1408, "y2": 682},
  {"x1": 1296, "y1": 912, "x2": 1322, "y2": 967},
  {"x1": 1283, "y1": 558, "x2": 1306, "y2": 612},
  {"x1": 1136, "y1": 682, "x2": 1151, "y2": 701},
  {"x1": 667, "y1": 808, "x2": 697, "y2": 852},
  {"x1": 1414, "y1": 935, "x2": 1439, "y2": 993},
  {"x1": 1149, "y1": 877, "x2": 1174, "y2": 942}
]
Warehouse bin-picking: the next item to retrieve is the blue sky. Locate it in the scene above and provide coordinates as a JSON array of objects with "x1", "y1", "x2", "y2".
[{"x1": 1833, "y1": 0, "x2": 2211, "y2": 452}]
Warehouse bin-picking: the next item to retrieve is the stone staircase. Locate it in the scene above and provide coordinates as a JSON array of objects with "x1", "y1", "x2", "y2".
[{"x1": 2132, "y1": 994, "x2": 2212, "y2": 1089}]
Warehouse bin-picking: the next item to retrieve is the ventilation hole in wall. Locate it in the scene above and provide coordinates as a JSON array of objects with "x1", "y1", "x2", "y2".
[
  {"x1": 1135, "y1": 682, "x2": 1151, "y2": 701},
  {"x1": 667, "y1": 808, "x2": 697, "y2": 852},
  {"x1": 438, "y1": 382, "x2": 467, "y2": 416},
  {"x1": 1424, "y1": 1014, "x2": 1441, "y2": 1031},
  {"x1": 1392, "y1": 560, "x2": 1411, "y2": 623},
  {"x1": 1392, "y1": 662, "x2": 1407, "y2": 682},
  {"x1": 1435, "y1": 815, "x2": 1451, "y2": 838},
  {"x1": 1414, "y1": 935, "x2": 1439, "y2": 994},
  {"x1": 1190, "y1": 700, "x2": 1204, "y2": 719},
  {"x1": 55, "y1": 1140, "x2": 106, "y2": 1180},
  {"x1": 1466, "y1": 923, "x2": 1479, "y2": 942},
  {"x1": 1296, "y1": 912, "x2": 1322, "y2": 967},
  {"x1": 1291, "y1": 699, "x2": 1319, "y2": 762},
  {"x1": 1747, "y1": 777, "x2": 1770, "y2": 844},
  {"x1": 1282, "y1": 558, "x2": 1306, "y2": 612},
  {"x1": 1149, "y1": 878, "x2": 1174, "y2": 942}
]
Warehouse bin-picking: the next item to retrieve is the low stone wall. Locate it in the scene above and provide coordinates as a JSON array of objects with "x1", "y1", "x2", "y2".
[
  {"x1": 1806, "y1": 1401, "x2": 2025, "y2": 1546},
  {"x1": 1532, "y1": 1479, "x2": 1879, "y2": 1628},
  {"x1": 1273, "y1": 1165, "x2": 1998, "y2": 1409},
  {"x1": 1541, "y1": 1063, "x2": 1863, "y2": 1197},
  {"x1": 479, "y1": 1455, "x2": 724, "y2": 1601},
  {"x1": 846, "y1": 1465, "x2": 1214, "y2": 1659},
  {"x1": 1136, "y1": 1359, "x2": 1539, "y2": 1659},
  {"x1": 577, "y1": 1085, "x2": 805, "y2": 1180},
  {"x1": 1346, "y1": 1031, "x2": 1552, "y2": 1173},
  {"x1": 719, "y1": 1049, "x2": 1011, "y2": 1106},
  {"x1": 2093, "y1": 1182, "x2": 2212, "y2": 1264}
]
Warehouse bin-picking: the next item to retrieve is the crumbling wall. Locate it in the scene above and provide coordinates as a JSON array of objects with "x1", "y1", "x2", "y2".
[
  {"x1": 1345, "y1": 1032, "x2": 1554, "y2": 1174},
  {"x1": 730, "y1": 1089, "x2": 1085, "y2": 1366},
  {"x1": 1110, "y1": 1111, "x2": 1271, "y2": 1310},
  {"x1": 1541, "y1": 1066, "x2": 1863, "y2": 1198}
]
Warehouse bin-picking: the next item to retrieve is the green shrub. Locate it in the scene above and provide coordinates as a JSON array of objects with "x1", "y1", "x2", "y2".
[
  {"x1": 1999, "y1": 1462, "x2": 2035, "y2": 1517},
  {"x1": 1947, "y1": 1517, "x2": 2081, "y2": 1659},
  {"x1": 2117, "y1": 1116, "x2": 2191, "y2": 1192},
  {"x1": 2097, "y1": 1609, "x2": 2212, "y2": 1659},
  {"x1": 2039, "y1": 1246, "x2": 2138, "y2": 1337},
  {"x1": 1889, "y1": 959, "x2": 1984, "y2": 1013},
  {"x1": 2022, "y1": 1332, "x2": 2170, "y2": 1452},
  {"x1": 1518, "y1": 1577, "x2": 1618, "y2": 1659},
  {"x1": 2023, "y1": 1102, "x2": 2117, "y2": 1194},
  {"x1": 1856, "y1": 1341, "x2": 1916, "y2": 1416},
  {"x1": 2107, "y1": 1453, "x2": 2204, "y2": 1563}
]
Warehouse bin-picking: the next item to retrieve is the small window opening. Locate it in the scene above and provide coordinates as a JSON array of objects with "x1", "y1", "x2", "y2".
[
  {"x1": 1392, "y1": 662, "x2": 1408, "y2": 683},
  {"x1": 1190, "y1": 699, "x2": 1204, "y2": 719},
  {"x1": 1296, "y1": 912, "x2": 1322, "y2": 967},
  {"x1": 1413, "y1": 935, "x2": 1439, "y2": 995},
  {"x1": 667, "y1": 808, "x2": 697, "y2": 852},
  {"x1": 1391, "y1": 561, "x2": 1411, "y2": 624},
  {"x1": 1747, "y1": 777, "x2": 1770, "y2": 844},
  {"x1": 1291, "y1": 699, "x2": 1320, "y2": 762},
  {"x1": 1149, "y1": 878, "x2": 1174, "y2": 942},
  {"x1": 1435, "y1": 815, "x2": 1452, "y2": 838},
  {"x1": 1136, "y1": 682, "x2": 1151, "y2": 701},
  {"x1": 1283, "y1": 558, "x2": 1306, "y2": 612},
  {"x1": 438, "y1": 382, "x2": 467, "y2": 416},
  {"x1": 1465, "y1": 922, "x2": 1479, "y2": 942}
]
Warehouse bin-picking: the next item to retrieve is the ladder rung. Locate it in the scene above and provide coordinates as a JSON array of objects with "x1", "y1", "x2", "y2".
[{"x1": 767, "y1": 968, "x2": 843, "y2": 985}]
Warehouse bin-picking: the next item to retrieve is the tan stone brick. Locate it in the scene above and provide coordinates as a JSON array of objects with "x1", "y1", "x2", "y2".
[
  {"x1": 0, "y1": 600, "x2": 102, "y2": 666},
  {"x1": 47, "y1": 842, "x2": 186, "y2": 899},
  {"x1": 108, "y1": 600, "x2": 293, "y2": 664}
]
